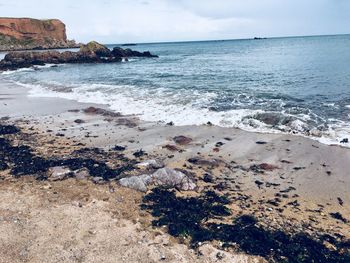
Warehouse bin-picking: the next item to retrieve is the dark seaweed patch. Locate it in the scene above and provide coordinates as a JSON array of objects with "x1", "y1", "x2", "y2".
[
  {"x1": 0, "y1": 124, "x2": 20, "y2": 135},
  {"x1": 0, "y1": 136, "x2": 134, "y2": 180},
  {"x1": 141, "y1": 188, "x2": 350, "y2": 263}
]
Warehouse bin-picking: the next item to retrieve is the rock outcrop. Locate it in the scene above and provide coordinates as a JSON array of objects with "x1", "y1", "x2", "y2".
[
  {"x1": 0, "y1": 17, "x2": 78, "y2": 51},
  {"x1": 0, "y1": 41, "x2": 158, "y2": 71}
]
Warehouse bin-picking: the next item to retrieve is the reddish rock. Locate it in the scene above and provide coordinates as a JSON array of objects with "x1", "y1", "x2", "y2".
[
  {"x1": 173, "y1": 135, "x2": 193, "y2": 145},
  {"x1": 0, "y1": 17, "x2": 78, "y2": 51}
]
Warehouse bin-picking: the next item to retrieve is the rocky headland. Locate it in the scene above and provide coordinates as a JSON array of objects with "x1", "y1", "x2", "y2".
[
  {"x1": 0, "y1": 41, "x2": 158, "y2": 71},
  {"x1": 0, "y1": 17, "x2": 78, "y2": 51}
]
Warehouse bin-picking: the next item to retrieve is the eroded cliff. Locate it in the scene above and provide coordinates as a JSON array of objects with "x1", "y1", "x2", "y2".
[{"x1": 0, "y1": 17, "x2": 78, "y2": 51}]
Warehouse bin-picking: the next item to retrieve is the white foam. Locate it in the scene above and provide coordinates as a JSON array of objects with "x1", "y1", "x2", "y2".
[
  {"x1": 1, "y1": 67, "x2": 35, "y2": 75},
  {"x1": 15, "y1": 81, "x2": 350, "y2": 147}
]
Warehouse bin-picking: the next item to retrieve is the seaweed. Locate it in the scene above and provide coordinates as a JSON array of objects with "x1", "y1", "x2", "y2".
[
  {"x1": 0, "y1": 124, "x2": 20, "y2": 135},
  {"x1": 141, "y1": 188, "x2": 350, "y2": 263},
  {"x1": 0, "y1": 136, "x2": 134, "y2": 180}
]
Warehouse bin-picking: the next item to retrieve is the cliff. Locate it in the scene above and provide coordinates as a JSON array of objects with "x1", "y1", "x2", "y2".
[{"x1": 0, "y1": 18, "x2": 78, "y2": 51}]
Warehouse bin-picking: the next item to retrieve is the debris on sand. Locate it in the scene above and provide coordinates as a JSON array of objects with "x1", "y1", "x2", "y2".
[
  {"x1": 330, "y1": 212, "x2": 348, "y2": 223},
  {"x1": 163, "y1": 144, "x2": 180, "y2": 152},
  {"x1": 133, "y1": 149, "x2": 147, "y2": 158},
  {"x1": 173, "y1": 135, "x2": 193, "y2": 145},
  {"x1": 141, "y1": 188, "x2": 350, "y2": 263},
  {"x1": 187, "y1": 157, "x2": 223, "y2": 168},
  {"x1": 136, "y1": 159, "x2": 165, "y2": 170}
]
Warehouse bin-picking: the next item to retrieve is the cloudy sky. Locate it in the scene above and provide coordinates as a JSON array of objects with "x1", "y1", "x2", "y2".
[{"x1": 0, "y1": 0, "x2": 349, "y2": 43}]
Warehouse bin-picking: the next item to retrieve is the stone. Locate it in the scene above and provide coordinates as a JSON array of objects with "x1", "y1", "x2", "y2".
[
  {"x1": 187, "y1": 157, "x2": 222, "y2": 167},
  {"x1": 152, "y1": 168, "x2": 196, "y2": 191},
  {"x1": 118, "y1": 167, "x2": 196, "y2": 192},
  {"x1": 75, "y1": 168, "x2": 90, "y2": 180},
  {"x1": 119, "y1": 174, "x2": 152, "y2": 192},
  {"x1": 173, "y1": 135, "x2": 192, "y2": 145},
  {"x1": 48, "y1": 166, "x2": 71, "y2": 181}
]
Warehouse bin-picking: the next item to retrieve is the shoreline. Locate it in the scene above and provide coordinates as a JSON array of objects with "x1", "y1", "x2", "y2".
[{"x1": 1, "y1": 80, "x2": 350, "y2": 262}]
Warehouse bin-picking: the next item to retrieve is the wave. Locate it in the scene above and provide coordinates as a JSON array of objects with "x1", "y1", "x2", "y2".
[{"x1": 14, "y1": 81, "x2": 350, "y2": 147}]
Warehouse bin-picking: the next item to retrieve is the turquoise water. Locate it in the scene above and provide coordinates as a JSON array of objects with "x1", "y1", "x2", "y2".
[{"x1": 1, "y1": 35, "x2": 350, "y2": 144}]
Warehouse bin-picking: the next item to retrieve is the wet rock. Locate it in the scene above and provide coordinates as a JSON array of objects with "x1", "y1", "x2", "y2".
[
  {"x1": 340, "y1": 138, "x2": 349, "y2": 144},
  {"x1": 173, "y1": 135, "x2": 192, "y2": 145},
  {"x1": 48, "y1": 166, "x2": 72, "y2": 181},
  {"x1": 215, "y1": 142, "x2": 224, "y2": 147},
  {"x1": 74, "y1": 119, "x2": 85, "y2": 124},
  {"x1": 255, "y1": 180, "x2": 264, "y2": 188},
  {"x1": 163, "y1": 144, "x2": 180, "y2": 152},
  {"x1": 111, "y1": 47, "x2": 158, "y2": 58},
  {"x1": 256, "y1": 141, "x2": 267, "y2": 145}
]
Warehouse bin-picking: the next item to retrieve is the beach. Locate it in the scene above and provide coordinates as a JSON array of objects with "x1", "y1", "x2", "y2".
[{"x1": 1, "y1": 81, "x2": 349, "y2": 262}]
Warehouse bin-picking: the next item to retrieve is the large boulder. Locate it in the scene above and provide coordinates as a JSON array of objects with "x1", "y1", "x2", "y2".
[
  {"x1": 118, "y1": 167, "x2": 196, "y2": 192},
  {"x1": 79, "y1": 41, "x2": 112, "y2": 57}
]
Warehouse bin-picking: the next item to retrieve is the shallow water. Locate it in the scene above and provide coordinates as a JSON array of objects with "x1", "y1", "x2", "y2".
[{"x1": 1, "y1": 35, "x2": 350, "y2": 145}]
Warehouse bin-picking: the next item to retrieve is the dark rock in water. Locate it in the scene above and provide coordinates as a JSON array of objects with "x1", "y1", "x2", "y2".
[
  {"x1": 74, "y1": 119, "x2": 85, "y2": 124},
  {"x1": 166, "y1": 121, "x2": 174, "y2": 126},
  {"x1": 0, "y1": 124, "x2": 20, "y2": 135},
  {"x1": 330, "y1": 212, "x2": 348, "y2": 223},
  {"x1": 0, "y1": 41, "x2": 158, "y2": 71},
  {"x1": 256, "y1": 141, "x2": 267, "y2": 145},
  {"x1": 340, "y1": 138, "x2": 349, "y2": 143},
  {"x1": 173, "y1": 135, "x2": 192, "y2": 145},
  {"x1": 141, "y1": 188, "x2": 350, "y2": 262},
  {"x1": 111, "y1": 47, "x2": 158, "y2": 58}
]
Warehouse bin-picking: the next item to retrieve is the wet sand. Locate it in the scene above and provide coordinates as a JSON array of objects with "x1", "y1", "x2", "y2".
[{"x1": 0, "y1": 81, "x2": 349, "y2": 262}]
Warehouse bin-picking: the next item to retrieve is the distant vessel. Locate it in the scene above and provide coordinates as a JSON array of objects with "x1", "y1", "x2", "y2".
[{"x1": 253, "y1": 37, "x2": 267, "y2": 40}]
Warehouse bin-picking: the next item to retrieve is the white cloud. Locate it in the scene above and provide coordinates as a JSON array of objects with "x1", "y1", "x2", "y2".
[{"x1": 0, "y1": 0, "x2": 349, "y2": 43}]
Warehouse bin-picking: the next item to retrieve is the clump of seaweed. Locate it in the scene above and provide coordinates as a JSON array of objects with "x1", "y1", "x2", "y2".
[
  {"x1": 141, "y1": 188, "x2": 350, "y2": 263},
  {"x1": 0, "y1": 125, "x2": 135, "y2": 180}
]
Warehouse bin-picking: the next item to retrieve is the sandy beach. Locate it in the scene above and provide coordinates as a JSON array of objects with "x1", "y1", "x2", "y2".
[{"x1": 1, "y1": 81, "x2": 349, "y2": 262}]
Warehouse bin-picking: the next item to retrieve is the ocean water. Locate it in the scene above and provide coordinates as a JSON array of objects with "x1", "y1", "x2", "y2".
[{"x1": 1, "y1": 35, "x2": 350, "y2": 145}]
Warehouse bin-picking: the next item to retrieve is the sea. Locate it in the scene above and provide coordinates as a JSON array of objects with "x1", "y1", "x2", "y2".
[{"x1": 1, "y1": 34, "x2": 350, "y2": 145}]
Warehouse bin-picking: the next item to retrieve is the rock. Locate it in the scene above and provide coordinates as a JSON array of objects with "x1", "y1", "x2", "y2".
[
  {"x1": 79, "y1": 41, "x2": 112, "y2": 57},
  {"x1": 119, "y1": 174, "x2": 152, "y2": 192},
  {"x1": 203, "y1": 173, "x2": 214, "y2": 183},
  {"x1": 111, "y1": 47, "x2": 158, "y2": 58},
  {"x1": 74, "y1": 168, "x2": 90, "y2": 180},
  {"x1": 48, "y1": 166, "x2": 71, "y2": 181},
  {"x1": 0, "y1": 42, "x2": 158, "y2": 71},
  {"x1": 74, "y1": 119, "x2": 85, "y2": 124},
  {"x1": 136, "y1": 159, "x2": 165, "y2": 169},
  {"x1": 173, "y1": 135, "x2": 192, "y2": 145},
  {"x1": 340, "y1": 138, "x2": 348, "y2": 143},
  {"x1": 163, "y1": 144, "x2": 180, "y2": 151},
  {"x1": 152, "y1": 168, "x2": 196, "y2": 191},
  {"x1": 118, "y1": 167, "x2": 196, "y2": 192}
]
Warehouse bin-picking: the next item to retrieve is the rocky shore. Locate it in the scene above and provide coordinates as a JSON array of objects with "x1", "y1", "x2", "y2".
[
  {"x1": 0, "y1": 41, "x2": 158, "y2": 71},
  {"x1": 0, "y1": 83, "x2": 349, "y2": 262}
]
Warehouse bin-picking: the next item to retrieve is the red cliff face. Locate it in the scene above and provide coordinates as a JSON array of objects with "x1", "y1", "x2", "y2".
[{"x1": 0, "y1": 18, "x2": 78, "y2": 51}]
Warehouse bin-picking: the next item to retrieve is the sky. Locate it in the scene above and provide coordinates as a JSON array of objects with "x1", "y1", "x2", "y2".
[{"x1": 0, "y1": 0, "x2": 349, "y2": 43}]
